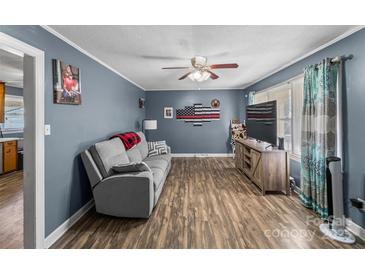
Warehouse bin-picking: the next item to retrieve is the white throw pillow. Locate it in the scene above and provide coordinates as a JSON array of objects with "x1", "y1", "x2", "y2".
[{"x1": 147, "y1": 141, "x2": 168, "y2": 157}]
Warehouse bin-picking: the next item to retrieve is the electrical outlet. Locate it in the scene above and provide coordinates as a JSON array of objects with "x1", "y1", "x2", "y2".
[{"x1": 44, "y1": 124, "x2": 51, "y2": 136}]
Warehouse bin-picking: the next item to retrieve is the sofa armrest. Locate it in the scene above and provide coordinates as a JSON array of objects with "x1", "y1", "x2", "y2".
[
  {"x1": 93, "y1": 171, "x2": 154, "y2": 218},
  {"x1": 167, "y1": 145, "x2": 171, "y2": 154}
]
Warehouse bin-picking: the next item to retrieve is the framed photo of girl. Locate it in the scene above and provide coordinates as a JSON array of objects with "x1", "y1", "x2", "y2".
[{"x1": 52, "y1": 59, "x2": 81, "y2": 105}]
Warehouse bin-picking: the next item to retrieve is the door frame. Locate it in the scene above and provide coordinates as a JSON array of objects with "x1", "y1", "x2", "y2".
[{"x1": 0, "y1": 32, "x2": 45, "y2": 248}]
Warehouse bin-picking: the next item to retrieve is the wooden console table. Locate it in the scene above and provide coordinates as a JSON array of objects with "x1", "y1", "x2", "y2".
[{"x1": 235, "y1": 138, "x2": 289, "y2": 195}]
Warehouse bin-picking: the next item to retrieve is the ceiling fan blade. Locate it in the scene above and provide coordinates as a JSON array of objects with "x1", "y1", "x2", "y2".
[
  {"x1": 207, "y1": 70, "x2": 219, "y2": 80},
  {"x1": 178, "y1": 71, "x2": 192, "y2": 80},
  {"x1": 210, "y1": 63, "x2": 239, "y2": 69},
  {"x1": 162, "y1": 67, "x2": 190, "y2": 69}
]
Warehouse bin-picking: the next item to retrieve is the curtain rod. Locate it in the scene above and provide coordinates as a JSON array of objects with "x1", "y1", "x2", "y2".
[{"x1": 330, "y1": 54, "x2": 353, "y2": 63}]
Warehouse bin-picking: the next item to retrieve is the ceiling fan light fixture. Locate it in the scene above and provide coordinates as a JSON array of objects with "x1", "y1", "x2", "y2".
[
  {"x1": 191, "y1": 56, "x2": 207, "y2": 68},
  {"x1": 188, "y1": 69, "x2": 210, "y2": 82},
  {"x1": 163, "y1": 55, "x2": 237, "y2": 81}
]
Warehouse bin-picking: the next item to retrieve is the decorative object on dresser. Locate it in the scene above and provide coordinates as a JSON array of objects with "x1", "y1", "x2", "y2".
[
  {"x1": 163, "y1": 107, "x2": 173, "y2": 119},
  {"x1": 235, "y1": 138, "x2": 289, "y2": 195},
  {"x1": 278, "y1": 137, "x2": 285, "y2": 150},
  {"x1": 230, "y1": 119, "x2": 246, "y2": 156},
  {"x1": 176, "y1": 103, "x2": 220, "y2": 126}
]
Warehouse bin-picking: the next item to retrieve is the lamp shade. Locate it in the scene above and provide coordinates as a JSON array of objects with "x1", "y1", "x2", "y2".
[{"x1": 143, "y1": 119, "x2": 157, "y2": 130}]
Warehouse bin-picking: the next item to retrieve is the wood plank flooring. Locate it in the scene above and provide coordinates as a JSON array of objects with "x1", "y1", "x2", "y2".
[
  {"x1": 52, "y1": 158, "x2": 364, "y2": 249},
  {"x1": 0, "y1": 171, "x2": 23, "y2": 249}
]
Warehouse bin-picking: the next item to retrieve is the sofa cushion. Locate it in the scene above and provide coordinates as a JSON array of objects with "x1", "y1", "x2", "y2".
[
  {"x1": 145, "y1": 153, "x2": 172, "y2": 165},
  {"x1": 135, "y1": 132, "x2": 149, "y2": 159},
  {"x1": 90, "y1": 138, "x2": 129, "y2": 178},
  {"x1": 151, "y1": 167, "x2": 164, "y2": 190},
  {"x1": 127, "y1": 146, "x2": 143, "y2": 163},
  {"x1": 143, "y1": 157, "x2": 169, "y2": 172},
  {"x1": 147, "y1": 140, "x2": 168, "y2": 157}
]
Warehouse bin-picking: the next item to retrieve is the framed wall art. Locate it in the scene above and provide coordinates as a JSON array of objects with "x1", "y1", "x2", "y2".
[
  {"x1": 53, "y1": 59, "x2": 81, "y2": 105},
  {"x1": 164, "y1": 107, "x2": 173, "y2": 119}
]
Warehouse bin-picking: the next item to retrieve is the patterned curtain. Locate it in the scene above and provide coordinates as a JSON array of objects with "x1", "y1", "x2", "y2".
[{"x1": 299, "y1": 59, "x2": 338, "y2": 219}]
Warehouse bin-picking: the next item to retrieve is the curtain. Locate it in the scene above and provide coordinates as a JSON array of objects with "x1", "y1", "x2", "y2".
[
  {"x1": 248, "y1": 91, "x2": 255, "y2": 105},
  {"x1": 299, "y1": 59, "x2": 338, "y2": 219}
]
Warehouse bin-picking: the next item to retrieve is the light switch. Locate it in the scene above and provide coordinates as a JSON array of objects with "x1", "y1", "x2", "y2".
[{"x1": 44, "y1": 124, "x2": 51, "y2": 135}]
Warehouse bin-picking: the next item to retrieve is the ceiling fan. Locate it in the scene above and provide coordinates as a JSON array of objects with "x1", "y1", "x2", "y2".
[{"x1": 162, "y1": 56, "x2": 238, "y2": 82}]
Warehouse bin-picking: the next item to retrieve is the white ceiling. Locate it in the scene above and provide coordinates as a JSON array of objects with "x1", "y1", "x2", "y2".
[
  {"x1": 0, "y1": 48, "x2": 23, "y2": 88},
  {"x1": 48, "y1": 25, "x2": 359, "y2": 91}
]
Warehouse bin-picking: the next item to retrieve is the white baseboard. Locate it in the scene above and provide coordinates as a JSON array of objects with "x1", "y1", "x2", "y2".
[
  {"x1": 346, "y1": 218, "x2": 365, "y2": 241},
  {"x1": 44, "y1": 199, "x2": 94, "y2": 248},
  {"x1": 172, "y1": 153, "x2": 234, "y2": 158}
]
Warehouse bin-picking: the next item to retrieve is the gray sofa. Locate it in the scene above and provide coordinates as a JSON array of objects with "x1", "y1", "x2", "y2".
[{"x1": 81, "y1": 132, "x2": 171, "y2": 218}]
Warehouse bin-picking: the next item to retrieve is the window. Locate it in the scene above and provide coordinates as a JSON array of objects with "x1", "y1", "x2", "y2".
[
  {"x1": 1, "y1": 95, "x2": 24, "y2": 134},
  {"x1": 253, "y1": 75, "x2": 304, "y2": 159}
]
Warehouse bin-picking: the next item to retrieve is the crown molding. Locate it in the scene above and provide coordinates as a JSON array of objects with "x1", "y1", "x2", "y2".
[
  {"x1": 240, "y1": 25, "x2": 365, "y2": 91},
  {"x1": 145, "y1": 87, "x2": 243, "y2": 91},
  {"x1": 41, "y1": 25, "x2": 146, "y2": 91}
]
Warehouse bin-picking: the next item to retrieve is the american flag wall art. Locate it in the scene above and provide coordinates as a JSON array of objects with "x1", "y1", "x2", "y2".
[{"x1": 176, "y1": 104, "x2": 220, "y2": 126}]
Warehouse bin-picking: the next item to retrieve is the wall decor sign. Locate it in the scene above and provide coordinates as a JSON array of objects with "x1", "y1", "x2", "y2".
[
  {"x1": 52, "y1": 59, "x2": 81, "y2": 105},
  {"x1": 176, "y1": 104, "x2": 220, "y2": 126},
  {"x1": 211, "y1": 98, "x2": 220, "y2": 108},
  {"x1": 164, "y1": 107, "x2": 173, "y2": 119},
  {"x1": 139, "y1": 97, "x2": 145, "y2": 108}
]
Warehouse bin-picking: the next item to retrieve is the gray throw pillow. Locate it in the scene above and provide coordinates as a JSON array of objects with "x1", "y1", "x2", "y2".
[
  {"x1": 147, "y1": 141, "x2": 168, "y2": 157},
  {"x1": 112, "y1": 162, "x2": 150, "y2": 173}
]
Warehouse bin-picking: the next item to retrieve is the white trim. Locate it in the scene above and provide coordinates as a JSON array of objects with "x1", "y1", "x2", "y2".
[
  {"x1": 293, "y1": 185, "x2": 301, "y2": 195},
  {"x1": 145, "y1": 88, "x2": 243, "y2": 91},
  {"x1": 346, "y1": 218, "x2": 365, "y2": 241},
  {"x1": 241, "y1": 26, "x2": 365, "y2": 90},
  {"x1": 44, "y1": 200, "x2": 94, "y2": 248},
  {"x1": 172, "y1": 153, "x2": 234, "y2": 157},
  {"x1": 290, "y1": 153, "x2": 301, "y2": 162},
  {"x1": 4, "y1": 82, "x2": 23, "y2": 89},
  {"x1": 0, "y1": 32, "x2": 45, "y2": 248},
  {"x1": 40, "y1": 25, "x2": 146, "y2": 91},
  {"x1": 254, "y1": 73, "x2": 304, "y2": 95}
]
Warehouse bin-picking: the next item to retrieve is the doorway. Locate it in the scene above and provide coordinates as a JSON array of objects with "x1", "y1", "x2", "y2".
[{"x1": 0, "y1": 32, "x2": 45, "y2": 248}]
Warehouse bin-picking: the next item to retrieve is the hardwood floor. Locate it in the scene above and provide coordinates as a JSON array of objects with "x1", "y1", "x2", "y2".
[
  {"x1": 0, "y1": 171, "x2": 23, "y2": 249},
  {"x1": 52, "y1": 158, "x2": 365, "y2": 249}
]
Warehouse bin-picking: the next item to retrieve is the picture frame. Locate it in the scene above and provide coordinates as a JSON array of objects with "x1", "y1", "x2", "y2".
[
  {"x1": 139, "y1": 97, "x2": 145, "y2": 108},
  {"x1": 164, "y1": 107, "x2": 173, "y2": 119},
  {"x1": 52, "y1": 59, "x2": 81, "y2": 105}
]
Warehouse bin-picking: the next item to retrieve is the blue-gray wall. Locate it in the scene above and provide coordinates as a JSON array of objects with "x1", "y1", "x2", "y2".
[
  {"x1": 0, "y1": 26, "x2": 145, "y2": 236},
  {"x1": 146, "y1": 90, "x2": 244, "y2": 153},
  {"x1": 243, "y1": 28, "x2": 365, "y2": 229}
]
